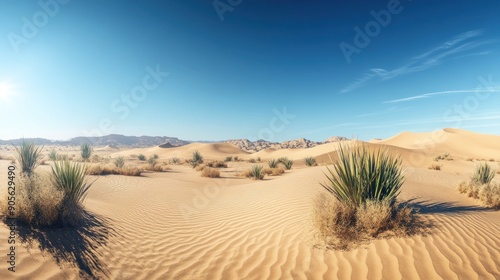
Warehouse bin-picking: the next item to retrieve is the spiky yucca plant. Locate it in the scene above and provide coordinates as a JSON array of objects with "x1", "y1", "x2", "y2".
[
  {"x1": 14, "y1": 140, "x2": 44, "y2": 176},
  {"x1": 51, "y1": 160, "x2": 93, "y2": 208},
  {"x1": 471, "y1": 162, "x2": 495, "y2": 185},
  {"x1": 304, "y1": 156, "x2": 317, "y2": 166},
  {"x1": 80, "y1": 143, "x2": 93, "y2": 161},
  {"x1": 321, "y1": 144, "x2": 404, "y2": 208},
  {"x1": 267, "y1": 158, "x2": 279, "y2": 168},
  {"x1": 249, "y1": 165, "x2": 265, "y2": 180},
  {"x1": 191, "y1": 150, "x2": 203, "y2": 168},
  {"x1": 283, "y1": 159, "x2": 294, "y2": 170}
]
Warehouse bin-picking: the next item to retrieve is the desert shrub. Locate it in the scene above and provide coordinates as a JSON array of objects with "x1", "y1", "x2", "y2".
[
  {"x1": 434, "y1": 153, "x2": 452, "y2": 161},
  {"x1": 246, "y1": 165, "x2": 265, "y2": 180},
  {"x1": 282, "y1": 159, "x2": 294, "y2": 170},
  {"x1": 277, "y1": 157, "x2": 288, "y2": 164},
  {"x1": 313, "y1": 192, "x2": 416, "y2": 250},
  {"x1": 169, "y1": 157, "x2": 181, "y2": 164},
  {"x1": 257, "y1": 157, "x2": 261, "y2": 162},
  {"x1": 206, "y1": 161, "x2": 227, "y2": 168},
  {"x1": 234, "y1": 156, "x2": 239, "y2": 161},
  {"x1": 3, "y1": 173, "x2": 64, "y2": 227},
  {"x1": 304, "y1": 156, "x2": 317, "y2": 166},
  {"x1": 263, "y1": 167, "x2": 285, "y2": 176},
  {"x1": 153, "y1": 154, "x2": 159, "y2": 159},
  {"x1": 195, "y1": 165, "x2": 206, "y2": 171},
  {"x1": 191, "y1": 150, "x2": 203, "y2": 168},
  {"x1": 321, "y1": 144, "x2": 404, "y2": 207},
  {"x1": 91, "y1": 154, "x2": 101, "y2": 163},
  {"x1": 225, "y1": 156, "x2": 233, "y2": 162},
  {"x1": 147, "y1": 156, "x2": 158, "y2": 168},
  {"x1": 80, "y1": 144, "x2": 93, "y2": 161},
  {"x1": 201, "y1": 168, "x2": 220, "y2": 178},
  {"x1": 267, "y1": 158, "x2": 279, "y2": 168},
  {"x1": 114, "y1": 156, "x2": 125, "y2": 168},
  {"x1": 428, "y1": 164, "x2": 441, "y2": 171},
  {"x1": 145, "y1": 164, "x2": 165, "y2": 172},
  {"x1": 471, "y1": 162, "x2": 495, "y2": 185},
  {"x1": 14, "y1": 140, "x2": 44, "y2": 176},
  {"x1": 138, "y1": 154, "x2": 146, "y2": 161},
  {"x1": 458, "y1": 181, "x2": 500, "y2": 208},
  {"x1": 87, "y1": 164, "x2": 142, "y2": 176},
  {"x1": 48, "y1": 149, "x2": 58, "y2": 161},
  {"x1": 248, "y1": 158, "x2": 256, "y2": 163},
  {"x1": 49, "y1": 162, "x2": 90, "y2": 224}
]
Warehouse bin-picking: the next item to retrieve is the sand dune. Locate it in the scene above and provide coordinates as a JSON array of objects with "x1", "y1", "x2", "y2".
[{"x1": 1, "y1": 129, "x2": 500, "y2": 279}]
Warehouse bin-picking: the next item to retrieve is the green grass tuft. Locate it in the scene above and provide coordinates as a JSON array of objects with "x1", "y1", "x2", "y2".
[{"x1": 14, "y1": 140, "x2": 44, "y2": 176}]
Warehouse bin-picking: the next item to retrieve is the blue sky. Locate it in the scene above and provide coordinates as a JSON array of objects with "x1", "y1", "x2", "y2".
[{"x1": 1, "y1": 0, "x2": 499, "y2": 142}]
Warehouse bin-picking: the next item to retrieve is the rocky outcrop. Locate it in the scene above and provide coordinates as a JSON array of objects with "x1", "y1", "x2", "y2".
[{"x1": 224, "y1": 136, "x2": 348, "y2": 152}]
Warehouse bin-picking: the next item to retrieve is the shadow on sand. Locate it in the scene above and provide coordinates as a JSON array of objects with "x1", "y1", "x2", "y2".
[
  {"x1": 14, "y1": 211, "x2": 117, "y2": 279},
  {"x1": 403, "y1": 198, "x2": 495, "y2": 215}
]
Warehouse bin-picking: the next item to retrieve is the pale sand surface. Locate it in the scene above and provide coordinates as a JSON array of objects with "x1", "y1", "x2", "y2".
[{"x1": 0, "y1": 129, "x2": 499, "y2": 279}]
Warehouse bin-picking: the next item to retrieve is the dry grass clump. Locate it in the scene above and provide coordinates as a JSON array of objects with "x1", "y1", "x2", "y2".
[
  {"x1": 242, "y1": 165, "x2": 265, "y2": 180},
  {"x1": 263, "y1": 167, "x2": 285, "y2": 176},
  {"x1": 86, "y1": 164, "x2": 142, "y2": 176},
  {"x1": 313, "y1": 193, "x2": 416, "y2": 249},
  {"x1": 2, "y1": 173, "x2": 64, "y2": 227},
  {"x1": 144, "y1": 164, "x2": 166, "y2": 172},
  {"x1": 168, "y1": 157, "x2": 182, "y2": 164},
  {"x1": 225, "y1": 156, "x2": 233, "y2": 162},
  {"x1": 428, "y1": 164, "x2": 441, "y2": 170},
  {"x1": 434, "y1": 153, "x2": 452, "y2": 161},
  {"x1": 206, "y1": 161, "x2": 227, "y2": 168},
  {"x1": 458, "y1": 162, "x2": 499, "y2": 207},
  {"x1": 201, "y1": 167, "x2": 220, "y2": 178}
]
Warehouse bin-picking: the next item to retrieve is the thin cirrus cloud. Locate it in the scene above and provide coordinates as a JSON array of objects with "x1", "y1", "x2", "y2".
[
  {"x1": 383, "y1": 88, "x2": 500, "y2": 104},
  {"x1": 340, "y1": 29, "x2": 491, "y2": 93}
]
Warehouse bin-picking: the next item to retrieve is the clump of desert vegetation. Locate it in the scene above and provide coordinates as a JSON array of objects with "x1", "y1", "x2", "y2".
[
  {"x1": 168, "y1": 157, "x2": 182, "y2": 164},
  {"x1": 267, "y1": 158, "x2": 279, "y2": 168},
  {"x1": 241, "y1": 165, "x2": 265, "y2": 180},
  {"x1": 263, "y1": 167, "x2": 285, "y2": 176},
  {"x1": 458, "y1": 162, "x2": 499, "y2": 207},
  {"x1": 206, "y1": 161, "x2": 227, "y2": 168},
  {"x1": 190, "y1": 150, "x2": 204, "y2": 168},
  {"x1": 434, "y1": 153, "x2": 452, "y2": 161},
  {"x1": 114, "y1": 156, "x2": 125, "y2": 168},
  {"x1": 48, "y1": 149, "x2": 58, "y2": 161},
  {"x1": 201, "y1": 167, "x2": 220, "y2": 178},
  {"x1": 428, "y1": 164, "x2": 441, "y2": 171},
  {"x1": 280, "y1": 158, "x2": 294, "y2": 170},
  {"x1": 137, "y1": 154, "x2": 146, "y2": 161},
  {"x1": 304, "y1": 156, "x2": 317, "y2": 166},
  {"x1": 1, "y1": 141, "x2": 94, "y2": 227},
  {"x1": 313, "y1": 144, "x2": 418, "y2": 250},
  {"x1": 80, "y1": 143, "x2": 93, "y2": 162},
  {"x1": 225, "y1": 156, "x2": 233, "y2": 162}
]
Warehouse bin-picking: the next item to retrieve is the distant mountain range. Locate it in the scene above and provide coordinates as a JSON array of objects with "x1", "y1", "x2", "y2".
[
  {"x1": 0, "y1": 134, "x2": 348, "y2": 150},
  {"x1": 0, "y1": 134, "x2": 190, "y2": 148}
]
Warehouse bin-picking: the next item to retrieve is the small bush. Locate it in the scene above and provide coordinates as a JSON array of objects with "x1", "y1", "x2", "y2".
[
  {"x1": 153, "y1": 154, "x2": 159, "y2": 159},
  {"x1": 206, "y1": 161, "x2": 227, "y2": 168},
  {"x1": 428, "y1": 164, "x2": 441, "y2": 171},
  {"x1": 458, "y1": 181, "x2": 500, "y2": 208},
  {"x1": 80, "y1": 144, "x2": 93, "y2": 161},
  {"x1": 282, "y1": 159, "x2": 294, "y2": 170},
  {"x1": 277, "y1": 157, "x2": 289, "y2": 164},
  {"x1": 195, "y1": 165, "x2": 206, "y2": 171},
  {"x1": 248, "y1": 158, "x2": 256, "y2": 163},
  {"x1": 225, "y1": 156, "x2": 233, "y2": 162},
  {"x1": 169, "y1": 157, "x2": 181, "y2": 164},
  {"x1": 191, "y1": 150, "x2": 204, "y2": 168},
  {"x1": 434, "y1": 153, "x2": 452, "y2": 161},
  {"x1": 14, "y1": 140, "x2": 44, "y2": 176},
  {"x1": 87, "y1": 164, "x2": 142, "y2": 176},
  {"x1": 304, "y1": 156, "x2": 317, "y2": 166},
  {"x1": 257, "y1": 157, "x2": 261, "y2": 162},
  {"x1": 234, "y1": 156, "x2": 239, "y2": 161},
  {"x1": 48, "y1": 149, "x2": 58, "y2": 161},
  {"x1": 471, "y1": 162, "x2": 495, "y2": 185},
  {"x1": 138, "y1": 154, "x2": 146, "y2": 161},
  {"x1": 147, "y1": 156, "x2": 158, "y2": 168},
  {"x1": 267, "y1": 158, "x2": 279, "y2": 168},
  {"x1": 201, "y1": 168, "x2": 220, "y2": 178},
  {"x1": 313, "y1": 192, "x2": 417, "y2": 250},
  {"x1": 114, "y1": 156, "x2": 125, "y2": 168},
  {"x1": 246, "y1": 165, "x2": 265, "y2": 180},
  {"x1": 263, "y1": 167, "x2": 285, "y2": 176}
]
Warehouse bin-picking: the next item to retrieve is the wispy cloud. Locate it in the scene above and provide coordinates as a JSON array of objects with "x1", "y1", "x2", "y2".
[
  {"x1": 341, "y1": 29, "x2": 491, "y2": 93},
  {"x1": 383, "y1": 88, "x2": 500, "y2": 104}
]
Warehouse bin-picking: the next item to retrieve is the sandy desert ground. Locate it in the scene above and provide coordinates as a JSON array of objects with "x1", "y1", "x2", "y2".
[{"x1": 0, "y1": 128, "x2": 499, "y2": 279}]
